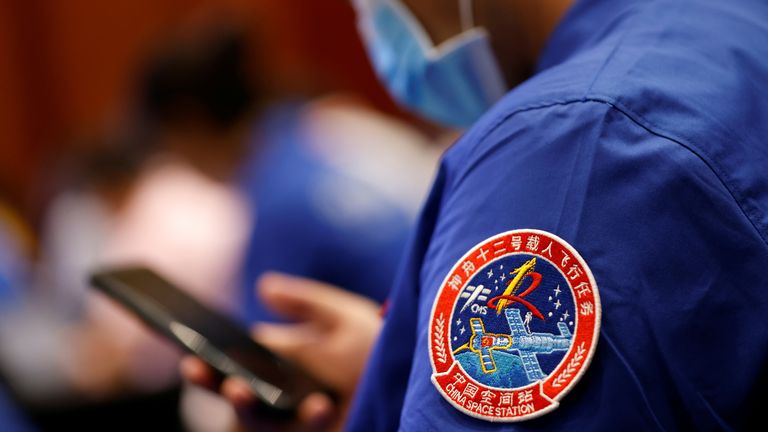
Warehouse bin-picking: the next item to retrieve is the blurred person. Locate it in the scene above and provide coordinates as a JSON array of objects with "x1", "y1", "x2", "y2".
[
  {"x1": 0, "y1": 16, "x2": 440, "y2": 432},
  {"x1": 185, "y1": 0, "x2": 768, "y2": 430},
  {"x1": 135, "y1": 22, "x2": 441, "y2": 431},
  {"x1": 0, "y1": 132, "x2": 249, "y2": 430},
  {"x1": 138, "y1": 24, "x2": 440, "y2": 320},
  {"x1": 0, "y1": 4, "x2": 442, "y2": 432}
]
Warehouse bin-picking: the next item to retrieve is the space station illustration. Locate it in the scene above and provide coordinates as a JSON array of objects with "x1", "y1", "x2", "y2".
[{"x1": 462, "y1": 308, "x2": 572, "y2": 382}]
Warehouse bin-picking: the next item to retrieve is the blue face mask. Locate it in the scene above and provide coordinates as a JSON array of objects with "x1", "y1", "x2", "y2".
[{"x1": 355, "y1": 0, "x2": 507, "y2": 128}]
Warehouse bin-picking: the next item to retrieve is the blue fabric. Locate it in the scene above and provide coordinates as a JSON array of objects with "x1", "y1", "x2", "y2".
[
  {"x1": 0, "y1": 227, "x2": 33, "y2": 430},
  {"x1": 237, "y1": 103, "x2": 413, "y2": 323},
  {"x1": 348, "y1": 0, "x2": 768, "y2": 430},
  {"x1": 0, "y1": 232, "x2": 23, "y2": 308},
  {"x1": 0, "y1": 388, "x2": 33, "y2": 432}
]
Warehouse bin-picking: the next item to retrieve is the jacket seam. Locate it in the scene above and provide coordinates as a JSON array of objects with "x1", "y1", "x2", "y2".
[{"x1": 455, "y1": 97, "x2": 768, "y2": 250}]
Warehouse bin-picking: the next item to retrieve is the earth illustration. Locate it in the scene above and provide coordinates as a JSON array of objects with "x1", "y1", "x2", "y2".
[{"x1": 455, "y1": 351, "x2": 533, "y2": 388}]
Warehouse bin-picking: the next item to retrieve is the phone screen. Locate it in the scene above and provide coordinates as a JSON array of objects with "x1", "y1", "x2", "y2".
[{"x1": 89, "y1": 266, "x2": 326, "y2": 414}]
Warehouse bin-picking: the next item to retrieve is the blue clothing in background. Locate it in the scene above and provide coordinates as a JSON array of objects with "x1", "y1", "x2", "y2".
[
  {"x1": 0, "y1": 220, "x2": 34, "y2": 431},
  {"x1": 0, "y1": 388, "x2": 33, "y2": 432},
  {"x1": 237, "y1": 103, "x2": 413, "y2": 323},
  {"x1": 348, "y1": 0, "x2": 768, "y2": 430},
  {"x1": 0, "y1": 226, "x2": 24, "y2": 308}
]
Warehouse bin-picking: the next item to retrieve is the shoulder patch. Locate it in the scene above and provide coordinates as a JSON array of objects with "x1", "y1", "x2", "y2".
[{"x1": 429, "y1": 229, "x2": 600, "y2": 422}]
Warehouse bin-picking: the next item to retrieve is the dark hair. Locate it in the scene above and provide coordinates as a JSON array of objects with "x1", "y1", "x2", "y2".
[
  {"x1": 140, "y1": 26, "x2": 255, "y2": 130},
  {"x1": 65, "y1": 128, "x2": 151, "y2": 190}
]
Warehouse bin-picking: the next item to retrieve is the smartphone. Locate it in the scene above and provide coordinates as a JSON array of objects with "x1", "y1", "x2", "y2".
[{"x1": 89, "y1": 266, "x2": 327, "y2": 416}]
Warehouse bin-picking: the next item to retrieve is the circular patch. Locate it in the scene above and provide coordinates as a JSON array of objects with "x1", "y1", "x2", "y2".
[{"x1": 429, "y1": 229, "x2": 600, "y2": 422}]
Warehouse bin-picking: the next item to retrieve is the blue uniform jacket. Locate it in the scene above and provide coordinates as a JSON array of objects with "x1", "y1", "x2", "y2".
[
  {"x1": 348, "y1": 0, "x2": 768, "y2": 430},
  {"x1": 237, "y1": 103, "x2": 413, "y2": 323}
]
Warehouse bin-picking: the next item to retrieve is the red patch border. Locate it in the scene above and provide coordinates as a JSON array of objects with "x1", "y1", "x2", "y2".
[{"x1": 428, "y1": 229, "x2": 601, "y2": 422}]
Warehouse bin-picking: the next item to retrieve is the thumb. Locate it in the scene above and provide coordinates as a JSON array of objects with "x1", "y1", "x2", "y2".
[
  {"x1": 250, "y1": 321, "x2": 321, "y2": 359},
  {"x1": 256, "y1": 272, "x2": 376, "y2": 324}
]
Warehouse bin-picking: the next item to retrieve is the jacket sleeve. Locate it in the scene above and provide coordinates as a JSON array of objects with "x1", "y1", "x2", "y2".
[{"x1": 353, "y1": 100, "x2": 768, "y2": 431}]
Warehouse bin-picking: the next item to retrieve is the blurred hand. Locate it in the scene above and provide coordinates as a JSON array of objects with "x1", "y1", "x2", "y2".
[{"x1": 181, "y1": 272, "x2": 383, "y2": 431}]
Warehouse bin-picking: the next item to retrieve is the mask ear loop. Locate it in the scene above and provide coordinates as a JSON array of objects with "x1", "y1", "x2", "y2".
[{"x1": 459, "y1": 0, "x2": 475, "y2": 31}]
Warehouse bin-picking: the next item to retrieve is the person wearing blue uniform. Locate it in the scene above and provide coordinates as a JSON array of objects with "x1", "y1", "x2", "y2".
[
  {"x1": 347, "y1": 0, "x2": 768, "y2": 430},
  {"x1": 236, "y1": 101, "x2": 418, "y2": 323},
  {"x1": 139, "y1": 26, "x2": 431, "y2": 327},
  {"x1": 184, "y1": 0, "x2": 768, "y2": 430}
]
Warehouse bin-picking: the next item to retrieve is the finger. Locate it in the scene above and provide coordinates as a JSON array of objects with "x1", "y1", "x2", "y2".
[
  {"x1": 257, "y1": 272, "x2": 378, "y2": 324},
  {"x1": 224, "y1": 379, "x2": 335, "y2": 432},
  {"x1": 221, "y1": 376, "x2": 257, "y2": 409},
  {"x1": 297, "y1": 392, "x2": 336, "y2": 430},
  {"x1": 256, "y1": 273, "x2": 335, "y2": 322},
  {"x1": 222, "y1": 378, "x2": 281, "y2": 431},
  {"x1": 251, "y1": 322, "x2": 320, "y2": 358},
  {"x1": 180, "y1": 356, "x2": 222, "y2": 392}
]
